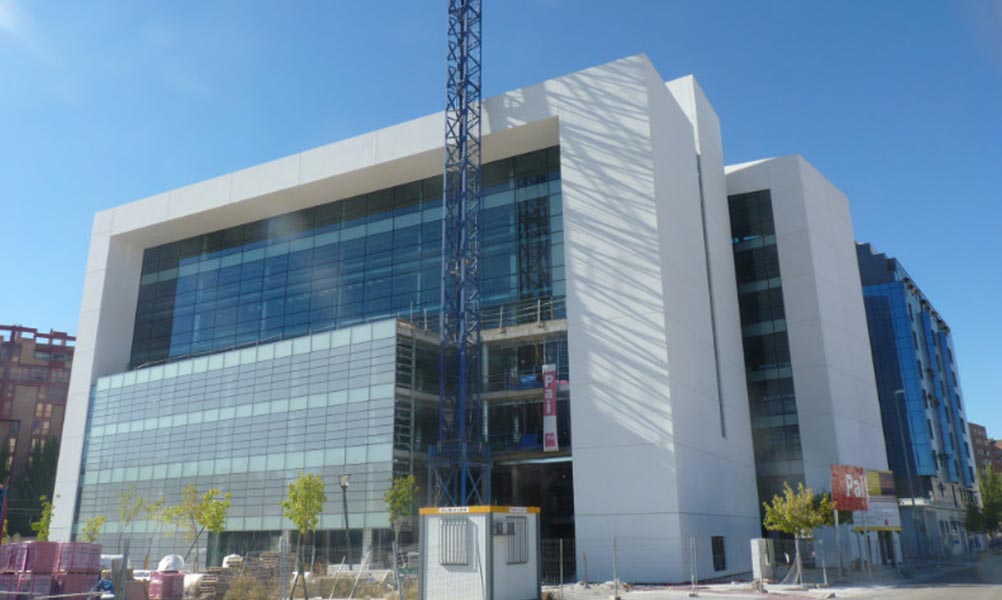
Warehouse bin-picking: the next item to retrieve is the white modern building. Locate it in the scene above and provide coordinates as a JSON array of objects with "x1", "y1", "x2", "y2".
[
  {"x1": 726, "y1": 156, "x2": 901, "y2": 564},
  {"x1": 52, "y1": 53, "x2": 896, "y2": 582}
]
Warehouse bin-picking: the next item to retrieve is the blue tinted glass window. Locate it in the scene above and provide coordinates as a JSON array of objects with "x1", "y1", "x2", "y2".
[{"x1": 130, "y1": 147, "x2": 563, "y2": 367}]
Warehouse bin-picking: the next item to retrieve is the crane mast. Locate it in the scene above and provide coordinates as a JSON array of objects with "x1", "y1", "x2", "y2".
[{"x1": 431, "y1": 0, "x2": 489, "y2": 507}]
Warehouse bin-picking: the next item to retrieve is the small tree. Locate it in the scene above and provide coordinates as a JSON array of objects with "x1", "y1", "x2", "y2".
[
  {"x1": 143, "y1": 497, "x2": 172, "y2": 569},
  {"x1": 281, "y1": 472, "x2": 327, "y2": 599},
  {"x1": 81, "y1": 515, "x2": 107, "y2": 543},
  {"x1": 979, "y1": 465, "x2": 1002, "y2": 534},
  {"x1": 117, "y1": 484, "x2": 146, "y2": 552},
  {"x1": 30, "y1": 495, "x2": 55, "y2": 541},
  {"x1": 763, "y1": 482, "x2": 833, "y2": 585},
  {"x1": 385, "y1": 474, "x2": 418, "y2": 547},
  {"x1": 174, "y1": 485, "x2": 231, "y2": 572},
  {"x1": 965, "y1": 497, "x2": 985, "y2": 534}
]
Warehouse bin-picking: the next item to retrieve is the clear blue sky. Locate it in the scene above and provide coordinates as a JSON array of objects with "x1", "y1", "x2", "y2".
[{"x1": 1, "y1": 2, "x2": 999, "y2": 432}]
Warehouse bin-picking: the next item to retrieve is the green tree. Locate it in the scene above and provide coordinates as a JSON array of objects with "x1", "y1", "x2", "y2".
[
  {"x1": 117, "y1": 484, "x2": 146, "y2": 552},
  {"x1": 281, "y1": 472, "x2": 327, "y2": 599},
  {"x1": 11, "y1": 437, "x2": 60, "y2": 535},
  {"x1": 21, "y1": 437, "x2": 59, "y2": 500},
  {"x1": 80, "y1": 515, "x2": 107, "y2": 543},
  {"x1": 143, "y1": 497, "x2": 172, "y2": 569},
  {"x1": 173, "y1": 485, "x2": 232, "y2": 572},
  {"x1": 763, "y1": 482, "x2": 833, "y2": 585},
  {"x1": 978, "y1": 466, "x2": 1002, "y2": 533},
  {"x1": 816, "y1": 493, "x2": 853, "y2": 527},
  {"x1": 384, "y1": 474, "x2": 418, "y2": 547},
  {"x1": 30, "y1": 495, "x2": 54, "y2": 541},
  {"x1": 965, "y1": 497, "x2": 985, "y2": 533}
]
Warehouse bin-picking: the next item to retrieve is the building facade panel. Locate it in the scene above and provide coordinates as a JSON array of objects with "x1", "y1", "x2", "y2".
[
  {"x1": 727, "y1": 158, "x2": 889, "y2": 498},
  {"x1": 969, "y1": 422, "x2": 991, "y2": 476},
  {"x1": 77, "y1": 321, "x2": 397, "y2": 558},
  {"x1": 0, "y1": 326, "x2": 75, "y2": 534},
  {"x1": 857, "y1": 243, "x2": 977, "y2": 557}
]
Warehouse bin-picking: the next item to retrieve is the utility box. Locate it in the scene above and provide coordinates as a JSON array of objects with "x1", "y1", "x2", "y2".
[
  {"x1": 750, "y1": 538, "x2": 776, "y2": 582},
  {"x1": 419, "y1": 506, "x2": 540, "y2": 600}
]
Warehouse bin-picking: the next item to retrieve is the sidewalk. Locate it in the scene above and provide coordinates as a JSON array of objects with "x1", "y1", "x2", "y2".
[
  {"x1": 540, "y1": 554, "x2": 986, "y2": 600},
  {"x1": 757, "y1": 552, "x2": 984, "y2": 598}
]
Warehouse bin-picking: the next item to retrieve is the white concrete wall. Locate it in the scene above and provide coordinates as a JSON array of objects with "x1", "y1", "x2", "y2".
[
  {"x1": 724, "y1": 156, "x2": 890, "y2": 496},
  {"x1": 665, "y1": 76, "x2": 761, "y2": 579},
  {"x1": 554, "y1": 56, "x2": 685, "y2": 582}
]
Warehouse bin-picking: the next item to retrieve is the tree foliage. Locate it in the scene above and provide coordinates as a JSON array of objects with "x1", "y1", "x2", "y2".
[
  {"x1": 965, "y1": 497, "x2": 985, "y2": 533},
  {"x1": 816, "y1": 493, "x2": 853, "y2": 527},
  {"x1": 172, "y1": 485, "x2": 231, "y2": 571},
  {"x1": 976, "y1": 465, "x2": 1002, "y2": 533},
  {"x1": 143, "y1": 497, "x2": 173, "y2": 569},
  {"x1": 282, "y1": 472, "x2": 327, "y2": 537},
  {"x1": 81, "y1": 515, "x2": 107, "y2": 543},
  {"x1": 763, "y1": 482, "x2": 833, "y2": 539},
  {"x1": 30, "y1": 495, "x2": 54, "y2": 541},
  {"x1": 384, "y1": 474, "x2": 418, "y2": 544},
  {"x1": 21, "y1": 437, "x2": 59, "y2": 501},
  {"x1": 282, "y1": 472, "x2": 327, "y2": 599},
  {"x1": 10, "y1": 437, "x2": 59, "y2": 536},
  {"x1": 117, "y1": 484, "x2": 146, "y2": 551}
]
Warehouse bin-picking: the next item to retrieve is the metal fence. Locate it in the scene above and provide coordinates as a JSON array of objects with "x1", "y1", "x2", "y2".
[{"x1": 540, "y1": 538, "x2": 575, "y2": 585}]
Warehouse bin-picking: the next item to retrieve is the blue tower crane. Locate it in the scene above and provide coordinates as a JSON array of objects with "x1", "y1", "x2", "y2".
[{"x1": 430, "y1": 0, "x2": 489, "y2": 507}]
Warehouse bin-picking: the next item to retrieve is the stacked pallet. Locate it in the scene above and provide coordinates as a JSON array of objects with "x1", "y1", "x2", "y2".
[
  {"x1": 55, "y1": 542, "x2": 102, "y2": 597},
  {"x1": 0, "y1": 541, "x2": 59, "y2": 597}
]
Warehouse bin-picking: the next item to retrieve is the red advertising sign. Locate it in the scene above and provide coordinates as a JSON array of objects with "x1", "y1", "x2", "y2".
[
  {"x1": 830, "y1": 464, "x2": 869, "y2": 511},
  {"x1": 542, "y1": 364, "x2": 558, "y2": 452}
]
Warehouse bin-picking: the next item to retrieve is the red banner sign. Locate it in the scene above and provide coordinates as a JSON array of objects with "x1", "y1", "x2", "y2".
[
  {"x1": 542, "y1": 364, "x2": 558, "y2": 452},
  {"x1": 831, "y1": 464, "x2": 869, "y2": 511}
]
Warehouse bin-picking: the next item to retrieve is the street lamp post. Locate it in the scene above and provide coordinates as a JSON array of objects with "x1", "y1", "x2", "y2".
[
  {"x1": 339, "y1": 474, "x2": 351, "y2": 571},
  {"x1": 893, "y1": 389, "x2": 924, "y2": 560}
]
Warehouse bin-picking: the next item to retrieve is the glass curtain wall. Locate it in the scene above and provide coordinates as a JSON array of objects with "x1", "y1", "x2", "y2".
[
  {"x1": 728, "y1": 190, "x2": 805, "y2": 506},
  {"x1": 131, "y1": 147, "x2": 564, "y2": 368}
]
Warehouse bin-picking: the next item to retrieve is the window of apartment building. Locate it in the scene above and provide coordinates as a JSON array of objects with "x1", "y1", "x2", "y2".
[
  {"x1": 712, "y1": 536, "x2": 726, "y2": 572},
  {"x1": 733, "y1": 246, "x2": 781, "y2": 284},
  {"x1": 728, "y1": 190, "x2": 775, "y2": 243},
  {"x1": 742, "y1": 332, "x2": 791, "y2": 372}
]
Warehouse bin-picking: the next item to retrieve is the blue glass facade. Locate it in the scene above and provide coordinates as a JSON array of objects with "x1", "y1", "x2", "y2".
[
  {"x1": 130, "y1": 147, "x2": 563, "y2": 367},
  {"x1": 857, "y1": 244, "x2": 976, "y2": 498}
]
